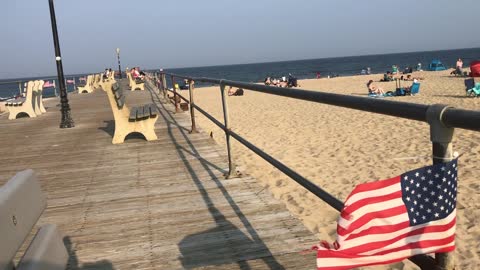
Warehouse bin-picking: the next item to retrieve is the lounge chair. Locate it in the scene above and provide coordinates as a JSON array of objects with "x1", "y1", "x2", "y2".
[
  {"x1": 408, "y1": 82, "x2": 420, "y2": 95},
  {"x1": 467, "y1": 82, "x2": 480, "y2": 97}
]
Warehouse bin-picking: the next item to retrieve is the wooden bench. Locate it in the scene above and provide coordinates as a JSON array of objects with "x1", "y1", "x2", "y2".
[
  {"x1": 77, "y1": 75, "x2": 94, "y2": 94},
  {"x1": 92, "y1": 74, "x2": 101, "y2": 90},
  {"x1": 0, "y1": 169, "x2": 68, "y2": 270},
  {"x1": 127, "y1": 72, "x2": 145, "y2": 91},
  {"x1": 32, "y1": 80, "x2": 46, "y2": 116},
  {"x1": 5, "y1": 81, "x2": 37, "y2": 120},
  {"x1": 99, "y1": 71, "x2": 115, "y2": 91},
  {"x1": 103, "y1": 80, "x2": 159, "y2": 144}
]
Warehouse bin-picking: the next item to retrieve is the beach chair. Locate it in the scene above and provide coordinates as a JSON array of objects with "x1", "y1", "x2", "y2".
[
  {"x1": 465, "y1": 78, "x2": 475, "y2": 95},
  {"x1": 467, "y1": 82, "x2": 480, "y2": 97},
  {"x1": 408, "y1": 82, "x2": 420, "y2": 95},
  {"x1": 5, "y1": 81, "x2": 37, "y2": 120}
]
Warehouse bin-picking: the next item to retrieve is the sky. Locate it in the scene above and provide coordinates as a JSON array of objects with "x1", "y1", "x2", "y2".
[{"x1": 2, "y1": 0, "x2": 480, "y2": 79}]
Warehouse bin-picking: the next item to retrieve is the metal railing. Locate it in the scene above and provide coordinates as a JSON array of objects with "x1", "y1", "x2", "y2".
[{"x1": 147, "y1": 71, "x2": 480, "y2": 270}]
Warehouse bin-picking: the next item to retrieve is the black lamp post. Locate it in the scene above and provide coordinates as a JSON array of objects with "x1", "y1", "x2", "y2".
[
  {"x1": 116, "y1": 48, "x2": 122, "y2": 79},
  {"x1": 48, "y1": 0, "x2": 74, "y2": 128}
]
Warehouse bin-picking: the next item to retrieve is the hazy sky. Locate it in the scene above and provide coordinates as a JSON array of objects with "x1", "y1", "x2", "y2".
[{"x1": 2, "y1": 0, "x2": 479, "y2": 79}]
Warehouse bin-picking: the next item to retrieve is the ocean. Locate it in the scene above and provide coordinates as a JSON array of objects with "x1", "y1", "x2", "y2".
[{"x1": 1, "y1": 47, "x2": 479, "y2": 99}]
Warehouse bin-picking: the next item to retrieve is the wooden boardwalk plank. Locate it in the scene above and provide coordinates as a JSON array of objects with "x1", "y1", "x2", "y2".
[{"x1": 0, "y1": 79, "x2": 317, "y2": 269}]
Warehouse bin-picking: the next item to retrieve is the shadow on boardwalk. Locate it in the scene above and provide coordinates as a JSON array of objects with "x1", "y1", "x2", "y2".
[
  {"x1": 148, "y1": 87, "x2": 286, "y2": 269},
  {"x1": 64, "y1": 236, "x2": 115, "y2": 270}
]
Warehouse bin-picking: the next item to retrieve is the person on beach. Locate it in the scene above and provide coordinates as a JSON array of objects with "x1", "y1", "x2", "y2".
[
  {"x1": 456, "y1": 58, "x2": 463, "y2": 69},
  {"x1": 264, "y1": 77, "x2": 272, "y2": 85},
  {"x1": 228, "y1": 86, "x2": 244, "y2": 96},
  {"x1": 103, "y1": 68, "x2": 110, "y2": 80},
  {"x1": 367, "y1": 80, "x2": 385, "y2": 95}
]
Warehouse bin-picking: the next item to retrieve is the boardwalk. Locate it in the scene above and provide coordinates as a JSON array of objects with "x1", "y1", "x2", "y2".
[{"x1": 0, "y1": 80, "x2": 317, "y2": 270}]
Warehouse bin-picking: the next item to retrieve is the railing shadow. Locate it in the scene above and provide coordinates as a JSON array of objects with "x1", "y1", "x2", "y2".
[{"x1": 145, "y1": 83, "x2": 286, "y2": 269}]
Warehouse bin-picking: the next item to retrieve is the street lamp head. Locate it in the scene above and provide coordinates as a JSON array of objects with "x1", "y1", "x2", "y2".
[{"x1": 116, "y1": 48, "x2": 120, "y2": 54}]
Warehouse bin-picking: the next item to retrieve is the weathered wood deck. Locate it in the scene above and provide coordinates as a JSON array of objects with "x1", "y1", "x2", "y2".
[{"x1": 0, "y1": 80, "x2": 318, "y2": 270}]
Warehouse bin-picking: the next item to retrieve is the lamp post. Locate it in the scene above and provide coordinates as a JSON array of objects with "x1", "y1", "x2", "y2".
[
  {"x1": 116, "y1": 48, "x2": 122, "y2": 79},
  {"x1": 48, "y1": 0, "x2": 74, "y2": 128}
]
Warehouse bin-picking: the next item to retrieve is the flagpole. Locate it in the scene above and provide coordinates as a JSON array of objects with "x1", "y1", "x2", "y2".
[
  {"x1": 48, "y1": 0, "x2": 74, "y2": 128},
  {"x1": 427, "y1": 105, "x2": 455, "y2": 270}
]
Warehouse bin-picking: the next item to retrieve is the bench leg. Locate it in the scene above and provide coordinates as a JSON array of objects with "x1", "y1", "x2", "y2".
[
  {"x1": 7, "y1": 107, "x2": 37, "y2": 120},
  {"x1": 112, "y1": 130, "x2": 127, "y2": 144},
  {"x1": 142, "y1": 128, "x2": 158, "y2": 141}
]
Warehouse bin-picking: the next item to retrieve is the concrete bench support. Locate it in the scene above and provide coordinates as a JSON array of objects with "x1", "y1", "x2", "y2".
[
  {"x1": 103, "y1": 80, "x2": 158, "y2": 144},
  {"x1": 0, "y1": 170, "x2": 68, "y2": 270},
  {"x1": 5, "y1": 81, "x2": 37, "y2": 120}
]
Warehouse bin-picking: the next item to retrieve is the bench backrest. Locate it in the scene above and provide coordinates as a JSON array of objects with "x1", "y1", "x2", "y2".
[
  {"x1": 104, "y1": 80, "x2": 130, "y2": 122},
  {"x1": 24, "y1": 81, "x2": 35, "y2": 106},
  {"x1": 0, "y1": 170, "x2": 46, "y2": 270},
  {"x1": 112, "y1": 82, "x2": 125, "y2": 109}
]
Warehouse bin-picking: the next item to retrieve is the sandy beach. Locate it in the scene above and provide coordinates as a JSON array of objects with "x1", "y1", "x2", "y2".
[{"x1": 190, "y1": 69, "x2": 480, "y2": 269}]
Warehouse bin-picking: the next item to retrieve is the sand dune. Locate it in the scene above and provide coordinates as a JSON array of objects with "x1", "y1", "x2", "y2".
[{"x1": 189, "y1": 69, "x2": 479, "y2": 269}]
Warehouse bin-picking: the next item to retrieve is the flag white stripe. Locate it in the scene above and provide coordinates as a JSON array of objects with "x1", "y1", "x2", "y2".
[
  {"x1": 338, "y1": 213, "x2": 409, "y2": 242},
  {"x1": 317, "y1": 242, "x2": 454, "y2": 268},
  {"x1": 339, "y1": 211, "x2": 455, "y2": 250},
  {"x1": 338, "y1": 198, "x2": 404, "y2": 229},
  {"x1": 345, "y1": 181, "x2": 400, "y2": 206},
  {"x1": 360, "y1": 223, "x2": 456, "y2": 256}
]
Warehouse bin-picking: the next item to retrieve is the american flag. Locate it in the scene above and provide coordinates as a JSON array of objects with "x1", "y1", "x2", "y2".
[
  {"x1": 43, "y1": 81, "x2": 56, "y2": 88},
  {"x1": 315, "y1": 158, "x2": 458, "y2": 269}
]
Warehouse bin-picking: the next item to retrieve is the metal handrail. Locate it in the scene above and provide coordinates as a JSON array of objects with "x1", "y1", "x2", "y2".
[
  {"x1": 151, "y1": 71, "x2": 475, "y2": 269},
  {"x1": 162, "y1": 72, "x2": 480, "y2": 132}
]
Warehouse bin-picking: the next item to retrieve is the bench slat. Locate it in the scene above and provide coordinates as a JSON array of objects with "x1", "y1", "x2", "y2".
[
  {"x1": 149, "y1": 104, "x2": 158, "y2": 117},
  {"x1": 137, "y1": 106, "x2": 145, "y2": 120},
  {"x1": 0, "y1": 170, "x2": 46, "y2": 270},
  {"x1": 129, "y1": 107, "x2": 137, "y2": 121},
  {"x1": 117, "y1": 95, "x2": 125, "y2": 109},
  {"x1": 112, "y1": 82, "x2": 120, "y2": 92}
]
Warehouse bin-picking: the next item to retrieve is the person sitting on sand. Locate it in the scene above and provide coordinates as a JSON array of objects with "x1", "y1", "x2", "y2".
[
  {"x1": 367, "y1": 80, "x2": 385, "y2": 95},
  {"x1": 278, "y1": 80, "x2": 288, "y2": 88},
  {"x1": 404, "y1": 79, "x2": 419, "y2": 94},
  {"x1": 264, "y1": 77, "x2": 272, "y2": 85},
  {"x1": 228, "y1": 86, "x2": 244, "y2": 96},
  {"x1": 402, "y1": 74, "x2": 424, "y2": 81}
]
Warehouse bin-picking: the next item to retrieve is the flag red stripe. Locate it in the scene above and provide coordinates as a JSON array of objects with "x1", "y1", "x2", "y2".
[
  {"x1": 338, "y1": 218, "x2": 456, "y2": 254},
  {"x1": 345, "y1": 220, "x2": 410, "y2": 241},
  {"x1": 365, "y1": 235, "x2": 455, "y2": 256},
  {"x1": 346, "y1": 175, "x2": 399, "y2": 195},
  {"x1": 338, "y1": 205, "x2": 407, "y2": 236},
  {"x1": 341, "y1": 190, "x2": 402, "y2": 218}
]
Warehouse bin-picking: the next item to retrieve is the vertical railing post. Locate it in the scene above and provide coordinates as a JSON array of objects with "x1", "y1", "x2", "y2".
[
  {"x1": 171, "y1": 75, "x2": 181, "y2": 113},
  {"x1": 220, "y1": 81, "x2": 237, "y2": 178},
  {"x1": 426, "y1": 104, "x2": 455, "y2": 270},
  {"x1": 161, "y1": 73, "x2": 167, "y2": 100},
  {"x1": 188, "y1": 79, "x2": 198, "y2": 133}
]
